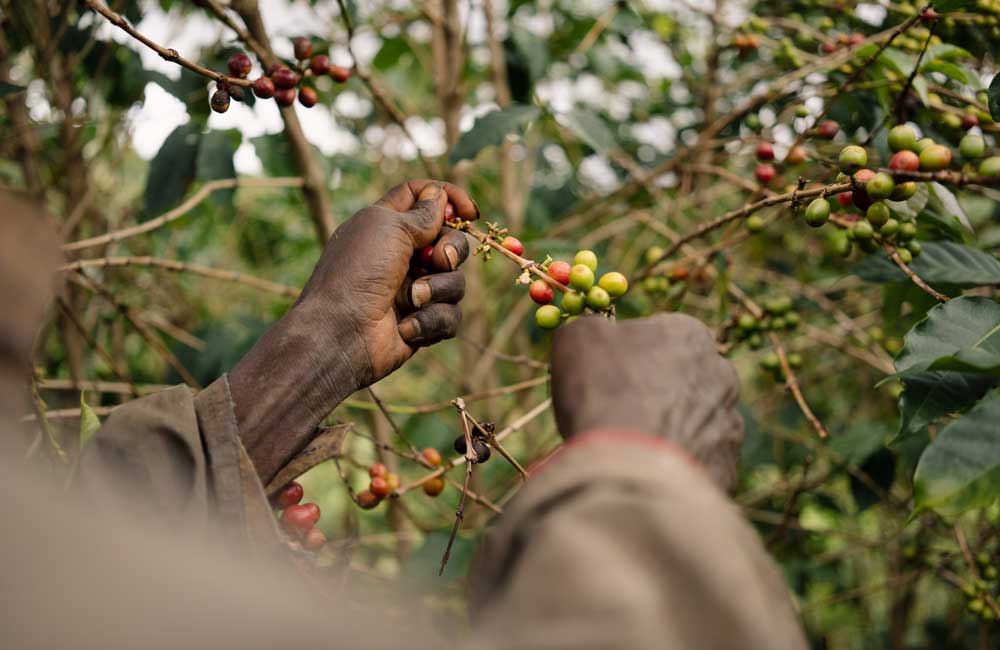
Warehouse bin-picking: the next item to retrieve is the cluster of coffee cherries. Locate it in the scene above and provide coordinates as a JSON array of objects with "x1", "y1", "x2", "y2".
[
  {"x1": 272, "y1": 480, "x2": 327, "y2": 551},
  {"x1": 210, "y1": 38, "x2": 351, "y2": 113},
  {"x1": 453, "y1": 423, "x2": 493, "y2": 463},
  {"x1": 731, "y1": 295, "x2": 802, "y2": 351},
  {"x1": 963, "y1": 551, "x2": 1000, "y2": 623},
  {"x1": 354, "y1": 448, "x2": 446, "y2": 510},
  {"x1": 528, "y1": 249, "x2": 629, "y2": 330}
]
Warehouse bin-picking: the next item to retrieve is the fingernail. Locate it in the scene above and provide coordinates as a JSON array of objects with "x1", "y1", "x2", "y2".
[
  {"x1": 411, "y1": 278, "x2": 432, "y2": 308},
  {"x1": 399, "y1": 318, "x2": 421, "y2": 341},
  {"x1": 444, "y1": 244, "x2": 459, "y2": 270},
  {"x1": 419, "y1": 183, "x2": 443, "y2": 201}
]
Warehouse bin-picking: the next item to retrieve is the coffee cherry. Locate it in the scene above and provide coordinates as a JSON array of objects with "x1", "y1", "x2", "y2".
[
  {"x1": 865, "y1": 172, "x2": 896, "y2": 200},
  {"x1": 265, "y1": 63, "x2": 283, "y2": 77},
  {"x1": 252, "y1": 76, "x2": 275, "y2": 99},
  {"x1": 880, "y1": 218, "x2": 900, "y2": 238},
  {"x1": 821, "y1": 41, "x2": 839, "y2": 54},
  {"x1": 573, "y1": 250, "x2": 598, "y2": 271},
  {"x1": 561, "y1": 291, "x2": 585, "y2": 315},
  {"x1": 787, "y1": 352, "x2": 804, "y2": 369},
  {"x1": 852, "y1": 169, "x2": 876, "y2": 210},
  {"x1": 386, "y1": 473, "x2": 400, "y2": 491},
  {"x1": 229, "y1": 85, "x2": 246, "y2": 102},
  {"x1": 816, "y1": 120, "x2": 839, "y2": 139},
  {"x1": 866, "y1": 202, "x2": 890, "y2": 227},
  {"x1": 737, "y1": 313, "x2": 757, "y2": 330},
  {"x1": 370, "y1": 476, "x2": 391, "y2": 498},
  {"x1": 298, "y1": 86, "x2": 318, "y2": 108},
  {"x1": 303, "y1": 526, "x2": 327, "y2": 550},
  {"x1": 907, "y1": 240, "x2": 922, "y2": 257},
  {"x1": 227, "y1": 52, "x2": 253, "y2": 78},
  {"x1": 357, "y1": 490, "x2": 380, "y2": 509},
  {"x1": 888, "y1": 124, "x2": 918, "y2": 152},
  {"x1": 979, "y1": 156, "x2": 1000, "y2": 176},
  {"x1": 535, "y1": 304, "x2": 562, "y2": 329},
  {"x1": 275, "y1": 481, "x2": 304, "y2": 509},
  {"x1": 784, "y1": 312, "x2": 801, "y2": 329},
  {"x1": 746, "y1": 215, "x2": 765, "y2": 232},
  {"x1": 837, "y1": 191, "x2": 853, "y2": 208},
  {"x1": 914, "y1": 137, "x2": 935, "y2": 153},
  {"x1": 851, "y1": 221, "x2": 874, "y2": 241},
  {"x1": 765, "y1": 296, "x2": 792, "y2": 315},
  {"x1": 453, "y1": 436, "x2": 491, "y2": 462},
  {"x1": 759, "y1": 352, "x2": 780, "y2": 371},
  {"x1": 585, "y1": 286, "x2": 611, "y2": 310},
  {"x1": 274, "y1": 88, "x2": 296, "y2": 107},
  {"x1": 644, "y1": 246, "x2": 664, "y2": 266},
  {"x1": 281, "y1": 504, "x2": 319, "y2": 536},
  {"x1": 804, "y1": 197, "x2": 830, "y2": 227},
  {"x1": 959, "y1": 134, "x2": 985, "y2": 160},
  {"x1": 210, "y1": 89, "x2": 230, "y2": 113},
  {"x1": 529, "y1": 279, "x2": 555, "y2": 305},
  {"x1": 598, "y1": 272, "x2": 628, "y2": 298},
  {"x1": 568, "y1": 264, "x2": 595, "y2": 291},
  {"x1": 756, "y1": 142, "x2": 775, "y2": 161},
  {"x1": 500, "y1": 236, "x2": 524, "y2": 256},
  {"x1": 898, "y1": 221, "x2": 918, "y2": 241},
  {"x1": 670, "y1": 266, "x2": 690, "y2": 282},
  {"x1": 961, "y1": 113, "x2": 979, "y2": 130},
  {"x1": 896, "y1": 247, "x2": 913, "y2": 264},
  {"x1": 838, "y1": 145, "x2": 868, "y2": 173},
  {"x1": 272, "y1": 66, "x2": 298, "y2": 89},
  {"x1": 309, "y1": 55, "x2": 330, "y2": 76},
  {"x1": 754, "y1": 163, "x2": 776, "y2": 185},
  {"x1": 889, "y1": 150, "x2": 920, "y2": 172},
  {"x1": 919, "y1": 144, "x2": 952, "y2": 171},
  {"x1": 422, "y1": 477, "x2": 445, "y2": 497},
  {"x1": 369, "y1": 462, "x2": 389, "y2": 479},
  {"x1": 329, "y1": 65, "x2": 351, "y2": 83},
  {"x1": 785, "y1": 146, "x2": 807, "y2": 165},
  {"x1": 416, "y1": 448, "x2": 441, "y2": 468},
  {"x1": 890, "y1": 182, "x2": 917, "y2": 201},
  {"x1": 418, "y1": 245, "x2": 434, "y2": 267},
  {"x1": 546, "y1": 260, "x2": 571, "y2": 285},
  {"x1": 293, "y1": 37, "x2": 313, "y2": 60}
]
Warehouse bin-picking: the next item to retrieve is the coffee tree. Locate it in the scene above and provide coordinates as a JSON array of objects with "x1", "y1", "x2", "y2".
[{"x1": 3, "y1": 0, "x2": 1000, "y2": 645}]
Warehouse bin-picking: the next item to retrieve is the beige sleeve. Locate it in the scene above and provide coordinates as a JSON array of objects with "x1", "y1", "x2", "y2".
[{"x1": 468, "y1": 433, "x2": 808, "y2": 650}]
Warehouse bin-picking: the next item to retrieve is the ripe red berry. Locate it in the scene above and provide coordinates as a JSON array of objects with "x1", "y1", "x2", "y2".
[
  {"x1": 370, "y1": 476, "x2": 391, "y2": 498},
  {"x1": 298, "y1": 86, "x2": 318, "y2": 108},
  {"x1": 272, "y1": 66, "x2": 298, "y2": 89},
  {"x1": 500, "y1": 236, "x2": 524, "y2": 256},
  {"x1": 816, "y1": 120, "x2": 839, "y2": 140},
  {"x1": 920, "y1": 7, "x2": 939, "y2": 22},
  {"x1": 889, "y1": 150, "x2": 920, "y2": 172},
  {"x1": 357, "y1": 490, "x2": 380, "y2": 510},
  {"x1": 444, "y1": 201, "x2": 456, "y2": 221},
  {"x1": 837, "y1": 191, "x2": 854, "y2": 207},
  {"x1": 423, "y1": 477, "x2": 445, "y2": 497},
  {"x1": 229, "y1": 85, "x2": 246, "y2": 102},
  {"x1": 227, "y1": 52, "x2": 252, "y2": 78},
  {"x1": 670, "y1": 266, "x2": 690, "y2": 282},
  {"x1": 529, "y1": 279, "x2": 555, "y2": 305},
  {"x1": 274, "y1": 88, "x2": 296, "y2": 107},
  {"x1": 369, "y1": 462, "x2": 389, "y2": 479},
  {"x1": 418, "y1": 245, "x2": 435, "y2": 267},
  {"x1": 847, "y1": 33, "x2": 864, "y2": 46},
  {"x1": 293, "y1": 37, "x2": 313, "y2": 61},
  {"x1": 309, "y1": 55, "x2": 330, "y2": 76},
  {"x1": 852, "y1": 169, "x2": 876, "y2": 210},
  {"x1": 252, "y1": 76, "x2": 275, "y2": 99},
  {"x1": 265, "y1": 63, "x2": 283, "y2": 77},
  {"x1": 329, "y1": 65, "x2": 351, "y2": 83},
  {"x1": 302, "y1": 502, "x2": 320, "y2": 523},
  {"x1": 821, "y1": 42, "x2": 839, "y2": 54},
  {"x1": 281, "y1": 504, "x2": 317, "y2": 536},
  {"x1": 756, "y1": 142, "x2": 774, "y2": 161},
  {"x1": 303, "y1": 527, "x2": 326, "y2": 550},
  {"x1": 754, "y1": 163, "x2": 776, "y2": 185},
  {"x1": 210, "y1": 89, "x2": 230, "y2": 113},
  {"x1": 547, "y1": 260, "x2": 571, "y2": 285},
  {"x1": 961, "y1": 114, "x2": 979, "y2": 130},
  {"x1": 274, "y1": 481, "x2": 303, "y2": 509},
  {"x1": 421, "y1": 447, "x2": 442, "y2": 467}
]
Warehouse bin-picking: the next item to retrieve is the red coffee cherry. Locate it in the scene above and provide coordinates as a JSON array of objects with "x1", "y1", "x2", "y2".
[
  {"x1": 329, "y1": 65, "x2": 351, "y2": 83},
  {"x1": 272, "y1": 66, "x2": 298, "y2": 89},
  {"x1": 547, "y1": 260, "x2": 571, "y2": 285},
  {"x1": 303, "y1": 527, "x2": 326, "y2": 550},
  {"x1": 274, "y1": 88, "x2": 296, "y2": 107},
  {"x1": 816, "y1": 120, "x2": 839, "y2": 139},
  {"x1": 754, "y1": 163, "x2": 776, "y2": 185},
  {"x1": 837, "y1": 191, "x2": 854, "y2": 207},
  {"x1": 298, "y1": 86, "x2": 318, "y2": 108},
  {"x1": 852, "y1": 169, "x2": 876, "y2": 210},
  {"x1": 529, "y1": 279, "x2": 555, "y2": 305},
  {"x1": 961, "y1": 114, "x2": 979, "y2": 130},
  {"x1": 889, "y1": 150, "x2": 920, "y2": 172},
  {"x1": 755, "y1": 142, "x2": 774, "y2": 161},
  {"x1": 785, "y1": 146, "x2": 807, "y2": 165},
  {"x1": 274, "y1": 481, "x2": 304, "y2": 509},
  {"x1": 265, "y1": 63, "x2": 283, "y2": 77},
  {"x1": 229, "y1": 85, "x2": 246, "y2": 103},
  {"x1": 227, "y1": 52, "x2": 252, "y2": 78},
  {"x1": 252, "y1": 76, "x2": 275, "y2": 99},
  {"x1": 423, "y1": 477, "x2": 445, "y2": 497},
  {"x1": 421, "y1": 447, "x2": 443, "y2": 467},
  {"x1": 847, "y1": 32, "x2": 864, "y2": 46},
  {"x1": 418, "y1": 245, "x2": 435, "y2": 267},
  {"x1": 309, "y1": 55, "x2": 330, "y2": 76},
  {"x1": 293, "y1": 37, "x2": 313, "y2": 61},
  {"x1": 369, "y1": 462, "x2": 389, "y2": 479},
  {"x1": 821, "y1": 41, "x2": 839, "y2": 54},
  {"x1": 500, "y1": 236, "x2": 524, "y2": 256},
  {"x1": 356, "y1": 490, "x2": 381, "y2": 510},
  {"x1": 669, "y1": 266, "x2": 690, "y2": 282},
  {"x1": 444, "y1": 201, "x2": 456, "y2": 221},
  {"x1": 210, "y1": 89, "x2": 230, "y2": 113},
  {"x1": 281, "y1": 504, "x2": 317, "y2": 536},
  {"x1": 370, "y1": 476, "x2": 391, "y2": 498},
  {"x1": 302, "y1": 502, "x2": 320, "y2": 524},
  {"x1": 920, "y1": 7, "x2": 939, "y2": 22}
]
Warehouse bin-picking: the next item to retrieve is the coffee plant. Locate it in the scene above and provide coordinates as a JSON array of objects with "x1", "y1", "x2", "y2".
[{"x1": 4, "y1": 0, "x2": 1000, "y2": 646}]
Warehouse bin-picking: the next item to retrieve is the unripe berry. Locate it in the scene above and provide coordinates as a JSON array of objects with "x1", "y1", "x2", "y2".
[
  {"x1": 573, "y1": 249, "x2": 598, "y2": 271},
  {"x1": 561, "y1": 291, "x2": 586, "y2": 315},
  {"x1": 816, "y1": 120, "x2": 839, "y2": 139},
  {"x1": 303, "y1": 527, "x2": 327, "y2": 550},
  {"x1": 756, "y1": 142, "x2": 775, "y2": 161},
  {"x1": 293, "y1": 36, "x2": 313, "y2": 61},
  {"x1": 598, "y1": 271, "x2": 628, "y2": 298},
  {"x1": 227, "y1": 52, "x2": 252, "y2": 78},
  {"x1": 907, "y1": 240, "x2": 922, "y2": 256},
  {"x1": 851, "y1": 220, "x2": 874, "y2": 241},
  {"x1": 568, "y1": 264, "x2": 595, "y2": 291},
  {"x1": 535, "y1": 305, "x2": 562, "y2": 329},
  {"x1": 804, "y1": 197, "x2": 830, "y2": 227},
  {"x1": 913, "y1": 137, "x2": 935, "y2": 153},
  {"x1": 737, "y1": 313, "x2": 757, "y2": 330},
  {"x1": 252, "y1": 76, "x2": 275, "y2": 99},
  {"x1": 274, "y1": 88, "x2": 296, "y2": 107},
  {"x1": 421, "y1": 448, "x2": 442, "y2": 467},
  {"x1": 386, "y1": 473, "x2": 400, "y2": 491},
  {"x1": 210, "y1": 89, "x2": 230, "y2": 113},
  {"x1": 765, "y1": 296, "x2": 792, "y2": 315},
  {"x1": 838, "y1": 145, "x2": 868, "y2": 173},
  {"x1": 919, "y1": 144, "x2": 952, "y2": 171},
  {"x1": 670, "y1": 266, "x2": 689, "y2": 282},
  {"x1": 644, "y1": 246, "x2": 664, "y2": 266},
  {"x1": 272, "y1": 66, "x2": 298, "y2": 89},
  {"x1": 866, "y1": 202, "x2": 890, "y2": 227},
  {"x1": 898, "y1": 221, "x2": 918, "y2": 241},
  {"x1": 310, "y1": 55, "x2": 330, "y2": 76},
  {"x1": 759, "y1": 352, "x2": 780, "y2": 371},
  {"x1": 357, "y1": 490, "x2": 380, "y2": 509},
  {"x1": 787, "y1": 352, "x2": 804, "y2": 368},
  {"x1": 754, "y1": 163, "x2": 776, "y2": 185},
  {"x1": 865, "y1": 172, "x2": 896, "y2": 200},
  {"x1": 880, "y1": 218, "x2": 900, "y2": 238},
  {"x1": 888, "y1": 124, "x2": 918, "y2": 152},
  {"x1": 784, "y1": 311, "x2": 801, "y2": 329},
  {"x1": 370, "y1": 476, "x2": 391, "y2": 498},
  {"x1": 585, "y1": 286, "x2": 611, "y2": 310},
  {"x1": 547, "y1": 260, "x2": 571, "y2": 285},
  {"x1": 746, "y1": 215, "x2": 765, "y2": 231},
  {"x1": 274, "y1": 481, "x2": 304, "y2": 508},
  {"x1": 422, "y1": 477, "x2": 445, "y2": 497},
  {"x1": 959, "y1": 134, "x2": 985, "y2": 159},
  {"x1": 785, "y1": 145, "x2": 807, "y2": 165},
  {"x1": 500, "y1": 236, "x2": 524, "y2": 256},
  {"x1": 896, "y1": 247, "x2": 913, "y2": 264},
  {"x1": 979, "y1": 156, "x2": 1000, "y2": 176},
  {"x1": 369, "y1": 462, "x2": 389, "y2": 479},
  {"x1": 890, "y1": 182, "x2": 917, "y2": 201},
  {"x1": 889, "y1": 150, "x2": 920, "y2": 172},
  {"x1": 529, "y1": 279, "x2": 555, "y2": 304}
]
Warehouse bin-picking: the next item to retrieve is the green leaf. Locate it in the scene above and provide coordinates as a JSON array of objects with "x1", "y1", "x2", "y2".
[
  {"x1": 143, "y1": 123, "x2": 201, "y2": 219},
  {"x1": 196, "y1": 129, "x2": 241, "y2": 207},
  {"x1": 913, "y1": 388, "x2": 1000, "y2": 517},
  {"x1": 989, "y1": 73, "x2": 1000, "y2": 123},
  {"x1": 510, "y1": 28, "x2": 549, "y2": 85},
  {"x1": 927, "y1": 182, "x2": 971, "y2": 230},
  {"x1": 448, "y1": 104, "x2": 540, "y2": 164},
  {"x1": 79, "y1": 394, "x2": 101, "y2": 450},
  {"x1": 896, "y1": 371, "x2": 998, "y2": 441},
  {"x1": 924, "y1": 43, "x2": 973, "y2": 62},
  {"x1": 892, "y1": 296, "x2": 1000, "y2": 377},
  {"x1": 921, "y1": 60, "x2": 968, "y2": 84},
  {"x1": 251, "y1": 133, "x2": 299, "y2": 177},
  {"x1": 877, "y1": 48, "x2": 914, "y2": 78},
  {"x1": 854, "y1": 242, "x2": 1000, "y2": 286},
  {"x1": 932, "y1": 0, "x2": 974, "y2": 10},
  {"x1": 0, "y1": 81, "x2": 26, "y2": 96},
  {"x1": 560, "y1": 107, "x2": 616, "y2": 154}
]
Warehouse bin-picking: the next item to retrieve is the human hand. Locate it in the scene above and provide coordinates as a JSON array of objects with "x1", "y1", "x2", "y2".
[{"x1": 550, "y1": 314, "x2": 743, "y2": 490}]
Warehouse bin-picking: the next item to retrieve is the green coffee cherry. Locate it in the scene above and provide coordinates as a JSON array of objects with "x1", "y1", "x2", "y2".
[
  {"x1": 738, "y1": 313, "x2": 757, "y2": 330},
  {"x1": 746, "y1": 215, "x2": 765, "y2": 232},
  {"x1": 888, "y1": 124, "x2": 918, "y2": 152},
  {"x1": 897, "y1": 247, "x2": 913, "y2": 264},
  {"x1": 535, "y1": 305, "x2": 562, "y2": 329},
  {"x1": 585, "y1": 286, "x2": 611, "y2": 310},
  {"x1": 561, "y1": 290, "x2": 586, "y2": 315},
  {"x1": 832, "y1": 233, "x2": 852, "y2": 257},
  {"x1": 759, "y1": 352, "x2": 780, "y2": 371},
  {"x1": 866, "y1": 202, "x2": 890, "y2": 227},
  {"x1": 852, "y1": 221, "x2": 875, "y2": 241},
  {"x1": 838, "y1": 145, "x2": 868, "y2": 173},
  {"x1": 890, "y1": 181, "x2": 917, "y2": 202},
  {"x1": 771, "y1": 317, "x2": 786, "y2": 330},
  {"x1": 898, "y1": 221, "x2": 918, "y2": 241},
  {"x1": 907, "y1": 240, "x2": 922, "y2": 257},
  {"x1": 644, "y1": 246, "x2": 664, "y2": 266},
  {"x1": 880, "y1": 218, "x2": 901, "y2": 238},
  {"x1": 979, "y1": 156, "x2": 1000, "y2": 176},
  {"x1": 865, "y1": 172, "x2": 896, "y2": 199},
  {"x1": 569, "y1": 264, "x2": 595, "y2": 291},
  {"x1": 784, "y1": 312, "x2": 800, "y2": 329},
  {"x1": 914, "y1": 137, "x2": 935, "y2": 153},
  {"x1": 787, "y1": 352, "x2": 803, "y2": 369},
  {"x1": 804, "y1": 197, "x2": 831, "y2": 227},
  {"x1": 598, "y1": 272, "x2": 628, "y2": 298},
  {"x1": 919, "y1": 144, "x2": 953, "y2": 171},
  {"x1": 959, "y1": 134, "x2": 985, "y2": 159},
  {"x1": 573, "y1": 250, "x2": 598, "y2": 271},
  {"x1": 748, "y1": 333, "x2": 763, "y2": 349},
  {"x1": 766, "y1": 295, "x2": 793, "y2": 314}
]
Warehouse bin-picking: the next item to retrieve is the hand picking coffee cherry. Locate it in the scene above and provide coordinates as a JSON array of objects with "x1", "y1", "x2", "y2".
[{"x1": 274, "y1": 481, "x2": 304, "y2": 509}]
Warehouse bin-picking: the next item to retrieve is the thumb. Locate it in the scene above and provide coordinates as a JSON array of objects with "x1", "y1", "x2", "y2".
[{"x1": 402, "y1": 183, "x2": 447, "y2": 248}]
